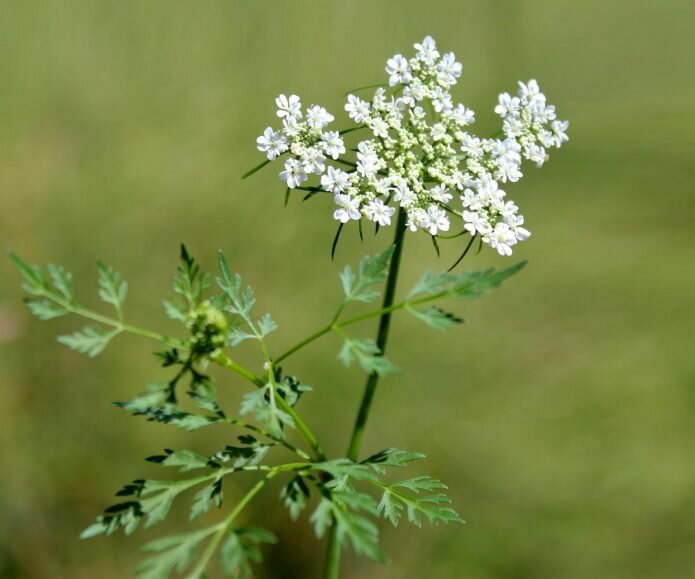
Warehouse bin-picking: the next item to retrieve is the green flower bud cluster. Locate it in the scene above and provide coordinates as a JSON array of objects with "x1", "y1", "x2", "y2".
[{"x1": 187, "y1": 300, "x2": 228, "y2": 356}]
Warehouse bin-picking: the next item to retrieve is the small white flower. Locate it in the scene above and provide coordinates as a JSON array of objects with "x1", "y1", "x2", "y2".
[
  {"x1": 345, "y1": 95, "x2": 371, "y2": 123},
  {"x1": 551, "y1": 120, "x2": 570, "y2": 146},
  {"x1": 436, "y1": 52, "x2": 462, "y2": 86},
  {"x1": 463, "y1": 210, "x2": 492, "y2": 236},
  {"x1": 333, "y1": 194, "x2": 361, "y2": 223},
  {"x1": 385, "y1": 54, "x2": 412, "y2": 86},
  {"x1": 407, "y1": 207, "x2": 430, "y2": 232},
  {"x1": 495, "y1": 93, "x2": 521, "y2": 118},
  {"x1": 356, "y1": 141, "x2": 381, "y2": 178},
  {"x1": 392, "y1": 180, "x2": 417, "y2": 208},
  {"x1": 279, "y1": 158, "x2": 307, "y2": 189},
  {"x1": 518, "y1": 79, "x2": 540, "y2": 100},
  {"x1": 275, "y1": 94, "x2": 302, "y2": 119},
  {"x1": 430, "y1": 184, "x2": 453, "y2": 203},
  {"x1": 321, "y1": 166, "x2": 350, "y2": 193},
  {"x1": 320, "y1": 131, "x2": 345, "y2": 159},
  {"x1": 430, "y1": 86, "x2": 452, "y2": 113},
  {"x1": 506, "y1": 214, "x2": 531, "y2": 241},
  {"x1": 450, "y1": 104, "x2": 475, "y2": 127},
  {"x1": 365, "y1": 198, "x2": 396, "y2": 226},
  {"x1": 282, "y1": 116, "x2": 302, "y2": 138},
  {"x1": 305, "y1": 105, "x2": 334, "y2": 130},
  {"x1": 485, "y1": 222, "x2": 517, "y2": 256},
  {"x1": 430, "y1": 123, "x2": 447, "y2": 141},
  {"x1": 370, "y1": 117, "x2": 390, "y2": 139},
  {"x1": 300, "y1": 147, "x2": 326, "y2": 175},
  {"x1": 426, "y1": 205, "x2": 450, "y2": 235},
  {"x1": 414, "y1": 36, "x2": 439, "y2": 64},
  {"x1": 256, "y1": 127, "x2": 288, "y2": 160},
  {"x1": 460, "y1": 188, "x2": 482, "y2": 211}
]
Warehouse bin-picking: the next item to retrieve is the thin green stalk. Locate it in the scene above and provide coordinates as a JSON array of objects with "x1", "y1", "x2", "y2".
[
  {"x1": 223, "y1": 417, "x2": 312, "y2": 461},
  {"x1": 322, "y1": 208, "x2": 407, "y2": 579},
  {"x1": 212, "y1": 352, "x2": 325, "y2": 461},
  {"x1": 346, "y1": 208, "x2": 407, "y2": 460},
  {"x1": 187, "y1": 471, "x2": 277, "y2": 578},
  {"x1": 42, "y1": 292, "x2": 187, "y2": 350}
]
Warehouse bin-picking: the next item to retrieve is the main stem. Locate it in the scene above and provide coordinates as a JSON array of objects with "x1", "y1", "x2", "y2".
[
  {"x1": 346, "y1": 208, "x2": 407, "y2": 461},
  {"x1": 322, "y1": 208, "x2": 407, "y2": 579}
]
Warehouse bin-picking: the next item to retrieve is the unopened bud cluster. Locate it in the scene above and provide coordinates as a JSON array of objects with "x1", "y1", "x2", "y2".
[
  {"x1": 257, "y1": 36, "x2": 568, "y2": 256},
  {"x1": 187, "y1": 301, "x2": 228, "y2": 357}
]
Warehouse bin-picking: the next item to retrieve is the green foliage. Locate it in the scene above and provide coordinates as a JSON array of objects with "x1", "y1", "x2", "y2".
[
  {"x1": 240, "y1": 384, "x2": 294, "y2": 437},
  {"x1": 376, "y1": 477, "x2": 463, "y2": 528},
  {"x1": 338, "y1": 336, "x2": 399, "y2": 376},
  {"x1": 97, "y1": 261, "x2": 128, "y2": 318},
  {"x1": 146, "y1": 449, "x2": 212, "y2": 473},
  {"x1": 276, "y1": 374, "x2": 312, "y2": 407},
  {"x1": 10, "y1": 253, "x2": 133, "y2": 356},
  {"x1": 407, "y1": 261, "x2": 527, "y2": 301},
  {"x1": 25, "y1": 299, "x2": 68, "y2": 320},
  {"x1": 190, "y1": 479, "x2": 223, "y2": 521},
  {"x1": 47, "y1": 263, "x2": 74, "y2": 302},
  {"x1": 163, "y1": 245, "x2": 210, "y2": 321},
  {"x1": 8, "y1": 242, "x2": 526, "y2": 577},
  {"x1": 57, "y1": 326, "x2": 119, "y2": 357},
  {"x1": 406, "y1": 305, "x2": 463, "y2": 331},
  {"x1": 136, "y1": 528, "x2": 214, "y2": 579},
  {"x1": 281, "y1": 476, "x2": 310, "y2": 521},
  {"x1": 218, "y1": 251, "x2": 277, "y2": 347},
  {"x1": 340, "y1": 247, "x2": 394, "y2": 303},
  {"x1": 311, "y1": 490, "x2": 384, "y2": 562},
  {"x1": 361, "y1": 448, "x2": 427, "y2": 474},
  {"x1": 219, "y1": 527, "x2": 277, "y2": 579}
]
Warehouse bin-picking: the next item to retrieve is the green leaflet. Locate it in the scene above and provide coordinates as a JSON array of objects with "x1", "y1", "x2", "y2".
[
  {"x1": 310, "y1": 489, "x2": 384, "y2": 562},
  {"x1": 281, "y1": 476, "x2": 310, "y2": 521},
  {"x1": 240, "y1": 384, "x2": 294, "y2": 438},
  {"x1": 376, "y1": 476, "x2": 464, "y2": 528},
  {"x1": 338, "y1": 336, "x2": 399, "y2": 376},
  {"x1": 219, "y1": 527, "x2": 277, "y2": 579},
  {"x1": 340, "y1": 246, "x2": 395, "y2": 303},
  {"x1": 407, "y1": 261, "x2": 527, "y2": 300},
  {"x1": 97, "y1": 261, "x2": 128, "y2": 317},
  {"x1": 57, "y1": 326, "x2": 119, "y2": 357},
  {"x1": 406, "y1": 305, "x2": 464, "y2": 331}
]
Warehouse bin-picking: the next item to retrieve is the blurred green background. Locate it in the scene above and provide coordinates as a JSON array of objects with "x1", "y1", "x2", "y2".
[{"x1": 1, "y1": 1, "x2": 694, "y2": 578}]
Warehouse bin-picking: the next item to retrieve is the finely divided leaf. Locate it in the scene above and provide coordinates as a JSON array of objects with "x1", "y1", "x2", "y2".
[
  {"x1": 376, "y1": 477, "x2": 464, "y2": 528},
  {"x1": 406, "y1": 305, "x2": 463, "y2": 331},
  {"x1": 57, "y1": 326, "x2": 119, "y2": 357},
  {"x1": 240, "y1": 384, "x2": 294, "y2": 437},
  {"x1": 9, "y1": 253, "x2": 49, "y2": 296},
  {"x1": 219, "y1": 527, "x2": 277, "y2": 579},
  {"x1": 47, "y1": 263, "x2": 74, "y2": 302},
  {"x1": 137, "y1": 528, "x2": 214, "y2": 579},
  {"x1": 338, "y1": 337, "x2": 398, "y2": 376},
  {"x1": 340, "y1": 246, "x2": 394, "y2": 303},
  {"x1": 97, "y1": 261, "x2": 128, "y2": 316},
  {"x1": 361, "y1": 448, "x2": 426, "y2": 474},
  {"x1": 26, "y1": 299, "x2": 68, "y2": 320},
  {"x1": 280, "y1": 476, "x2": 310, "y2": 521}
]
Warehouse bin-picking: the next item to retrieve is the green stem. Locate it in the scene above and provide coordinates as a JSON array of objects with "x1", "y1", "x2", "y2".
[
  {"x1": 212, "y1": 352, "x2": 325, "y2": 461},
  {"x1": 48, "y1": 293, "x2": 187, "y2": 350},
  {"x1": 187, "y1": 471, "x2": 277, "y2": 578},
  {"x1": 223, "y1": 417, "x2": 311, "y2": 461},
  {"x1": 322, "y1": 208, "x2": 407, "y2": 579},
  {"x1": 346, "y1": 208, "x2": 407, "y2": 460}
]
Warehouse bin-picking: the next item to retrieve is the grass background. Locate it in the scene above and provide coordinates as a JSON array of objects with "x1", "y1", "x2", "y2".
[{"x1": 1, "y1": 1, "x2": 694, "y2": 577}]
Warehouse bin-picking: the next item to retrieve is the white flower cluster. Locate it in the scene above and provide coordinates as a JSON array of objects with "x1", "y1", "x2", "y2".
[{"x1": 256, "y1": 36, "x2": 569, "y2": 255}]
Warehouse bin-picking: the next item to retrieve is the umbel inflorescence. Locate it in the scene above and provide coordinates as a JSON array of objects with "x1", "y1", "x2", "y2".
[{"x1": 257, "y1": 36, "x2": 569, "y2": 256}]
